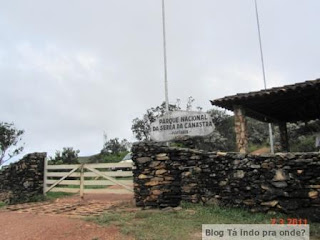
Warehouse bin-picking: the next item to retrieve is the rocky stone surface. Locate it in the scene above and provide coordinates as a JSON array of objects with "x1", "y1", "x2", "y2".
[
  {"x1": 0, "y1": 152, "x2": 46, "y2": 204},
  {"x1": 132, "y1": 141, "x2": 320, "y2": 221},
  {"x1": 234, "y1": 107, "x2": 248, "y2": 153}
]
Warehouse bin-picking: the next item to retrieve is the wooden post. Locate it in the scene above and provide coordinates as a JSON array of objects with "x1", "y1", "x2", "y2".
[
  {"x1": 234, "y1": 106, "x2": 248, "y2": 153},
  {"x1": 80, "y1": 164, "x2": 84, "y2": 199},
  {"x1": 43, "y1": 158, "x2": 48, "y2": 196},
  {"x1": 279, "y1": 122, "x2": 289, "y2": 152}
]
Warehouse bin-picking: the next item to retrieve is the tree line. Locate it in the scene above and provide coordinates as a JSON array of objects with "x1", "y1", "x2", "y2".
[
  {"x1": 1, "y1": 98, "x2": 319, "y2": 165},
  {"x1": 131, "y1": 98, "x2": 320, "y2": 152}
]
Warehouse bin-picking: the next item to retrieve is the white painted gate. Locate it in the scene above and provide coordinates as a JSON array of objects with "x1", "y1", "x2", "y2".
[{"x1": 43, "y1": 162, "x2": 133, "y2": 197}]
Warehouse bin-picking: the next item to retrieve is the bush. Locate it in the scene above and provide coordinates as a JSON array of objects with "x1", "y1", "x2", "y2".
[
  {"x1": 49, "y1": 147, "x2": 80, "y2": 165},
  {"x1": 100, "y1": 151, "x2": 129, "y2": 163},
  {"x1": 291, "y1": 135, "x2": 317, "y2": 152}
]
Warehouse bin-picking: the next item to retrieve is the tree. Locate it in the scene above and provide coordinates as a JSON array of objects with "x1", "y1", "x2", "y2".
[
  {"x1": 206, "y1": 109, "x2": 236, "y2": 151},
  {"x1": 0, "y1": 122, "x2": 24, "y2": 165},
  {"x1": 247, "y1": 117, "x2": 269, "y2": 146},
  {"x1": 50, "y1": 147, "x2": 80, "y2": 165},
  {"x1": 120, "y1": 139, "x2": 132, "y2": 151},
  {"x1": 131, "y1": 101, "x2": 181, "y2": 141},
  {"x1": 285, "y1": 120, "x2": 320, "y2": 152},
  {"x1": 102, "y1": 137, "x2": 128, "y2": 155},
  {"x1": 96, "y1": 136, "x2": 131, "y2": 163}
]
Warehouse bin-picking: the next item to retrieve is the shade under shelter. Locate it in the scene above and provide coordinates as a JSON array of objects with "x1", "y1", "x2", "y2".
[{"x1": 210, "y1": 78, "x2": 320, "y2": 153}]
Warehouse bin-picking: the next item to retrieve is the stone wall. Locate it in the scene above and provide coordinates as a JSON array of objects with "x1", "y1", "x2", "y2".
[
  {"x1": 0, "y1": 152, "x2": 46, "y2": 204},
  {"x1": 132, "y1": 142, "x2": 320, "y2": 221}
]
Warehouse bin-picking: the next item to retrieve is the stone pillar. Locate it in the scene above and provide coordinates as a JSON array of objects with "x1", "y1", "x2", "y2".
[
  {"x1": 278, "y1": 122, "x2": 289, "y2": 152},
  {"x1": 234, "y1": 106, "x2": 248, "y2": 153}
]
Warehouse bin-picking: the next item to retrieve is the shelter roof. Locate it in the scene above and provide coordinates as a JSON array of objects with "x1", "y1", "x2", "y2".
[{"x1": 210, "y1": 79, "x2": 320, "y2": 123}]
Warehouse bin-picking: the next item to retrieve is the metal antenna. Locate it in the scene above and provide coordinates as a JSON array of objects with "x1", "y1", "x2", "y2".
[
  {"x1": 162, "y1": 0, "x2": 169, "y2": 112},
  {"x1": 254, "y1": 0, "x2": 274, "y2": 154}
]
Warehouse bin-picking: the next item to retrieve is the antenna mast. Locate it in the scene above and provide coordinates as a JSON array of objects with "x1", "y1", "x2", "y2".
[
  {"x1": 254, "y1": 0, "x2": 274, "y2": 154},
  {"x1": 162, "y1": 0, "x2": 169, "y2": 112}
]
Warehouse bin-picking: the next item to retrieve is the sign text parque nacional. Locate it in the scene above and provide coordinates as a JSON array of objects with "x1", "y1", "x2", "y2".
[{"x1": 150, "y1": 111, "x2": 215, "y2": 142}]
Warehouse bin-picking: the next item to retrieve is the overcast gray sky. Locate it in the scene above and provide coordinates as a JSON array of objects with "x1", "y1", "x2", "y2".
[{"x1": 1, "y1": 0, "x2": 319, "y2": 160}]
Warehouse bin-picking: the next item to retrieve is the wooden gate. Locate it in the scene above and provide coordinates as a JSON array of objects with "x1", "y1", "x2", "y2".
[{"x1": 43, "y1": 161, "x2": 133, "y2": 197}]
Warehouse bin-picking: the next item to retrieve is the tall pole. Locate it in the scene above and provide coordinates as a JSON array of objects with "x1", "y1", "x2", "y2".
[
  {"x1": 254, "y1": 0, "x2": 274, "y2": 154},
  {"x1": 162, "y1": 0, "x2": 169, "y2": 112}
]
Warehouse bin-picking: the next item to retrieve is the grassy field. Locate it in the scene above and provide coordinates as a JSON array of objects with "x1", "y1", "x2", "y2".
[{"x1": 88, "y1": 202, "x2": 320, "y2": 240}]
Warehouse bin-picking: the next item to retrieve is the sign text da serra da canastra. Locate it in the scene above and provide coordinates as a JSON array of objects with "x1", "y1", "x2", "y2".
[{"x1": 150, "y1": 111, "x2": 215, "y2": 142}]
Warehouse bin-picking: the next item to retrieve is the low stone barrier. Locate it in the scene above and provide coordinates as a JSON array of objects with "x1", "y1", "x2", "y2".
[
  {"x1": 132, "y1": 142, "x2": 320, "y2": 221},
  {"x1": 0, "y1": 152, "x2": 46, "y2": 204}
]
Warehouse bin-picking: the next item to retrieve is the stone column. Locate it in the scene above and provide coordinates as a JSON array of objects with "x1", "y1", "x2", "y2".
[
  {"x1": 278, "y1": 122, "x2": 289, "y2": 152},
  {"x1": 234, "y1": 106, "x2": 248, "y2": 153}
]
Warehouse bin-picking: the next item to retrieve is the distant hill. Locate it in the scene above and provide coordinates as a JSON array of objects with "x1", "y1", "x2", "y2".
[
  {"x1": 77, "y1": 155, "x2": 96, "y2": 163},
  {"x1": 77, "y1": 151, "x2": 129, "y2": 163},
  {"x1": 77, "y1": 153, "x2": 103, "y2": 163}
]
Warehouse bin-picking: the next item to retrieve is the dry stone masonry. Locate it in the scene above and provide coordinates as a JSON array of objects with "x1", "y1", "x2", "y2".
[
  {"x1": 132, "y1": 142, "x2": 320, "y2": 222},
  {"x1": 0, "y1": 152, "x2": 46, "y2": 204},
  {"x1": 233, "y1": 107, "x2": 248, "y2": 153}
]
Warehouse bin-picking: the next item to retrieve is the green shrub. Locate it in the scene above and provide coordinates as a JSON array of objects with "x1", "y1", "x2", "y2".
[{"x1": 291, "y1": 135, "x2": 317, "y2": 152}]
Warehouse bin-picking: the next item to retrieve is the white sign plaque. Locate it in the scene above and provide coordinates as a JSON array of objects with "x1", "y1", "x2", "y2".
[{"x1": 150, "y1": 110, "x2": 215, "y2": 142}]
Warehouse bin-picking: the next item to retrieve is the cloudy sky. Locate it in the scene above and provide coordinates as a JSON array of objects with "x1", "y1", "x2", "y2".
[{"x1": 1, "y1": 0, "x2": 319, "y2": 160}]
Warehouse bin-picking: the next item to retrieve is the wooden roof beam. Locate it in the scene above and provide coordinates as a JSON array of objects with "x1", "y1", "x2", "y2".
[{"x1": 238, "y1": 106, "x2": 280, "y2": 123}]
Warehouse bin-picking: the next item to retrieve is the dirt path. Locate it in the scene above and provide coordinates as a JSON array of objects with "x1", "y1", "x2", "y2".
[
  {"x1": 250, "y1": 147, "x2": 270, "y2": 154},
  {"x1": 1, "y1": 212, "x2": 122, "y2": 240},
  {"x1": 0, "y1": 194, "x2": 135, "y2": 240}
]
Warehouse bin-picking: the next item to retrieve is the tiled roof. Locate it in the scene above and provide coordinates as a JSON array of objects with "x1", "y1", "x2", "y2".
[{"x1": 210, "y1": 79, "x2": 320, "y2": 123}]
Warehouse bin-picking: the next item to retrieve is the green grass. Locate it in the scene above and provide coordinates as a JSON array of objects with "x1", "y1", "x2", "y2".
[
  {"x1": 26, "y1": 192, "x2": 74, "y2": 203},
  {"x1": 64, "y1": 185, "x2": 107, "y2": 189},
  {"x1": 0, "y1": 201, "x2": 6, "y2": 208},
  {"x1": 45, "y1": 192, "x2": 74, "y2": 200},
  {"x1": 87, "y1": 202, "x2": 320, "y2": 240},
  {"x1": 6, "y1": 192, "x2": 74, "y2": 205}
]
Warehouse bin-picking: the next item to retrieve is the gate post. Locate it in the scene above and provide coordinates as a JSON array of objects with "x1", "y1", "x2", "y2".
[
  {"x1": 80, "y1": 164, "x2": 84, "y2": 199},
  {"x1": 43, "y1": 158, "x2": 48, "y2": 196}
]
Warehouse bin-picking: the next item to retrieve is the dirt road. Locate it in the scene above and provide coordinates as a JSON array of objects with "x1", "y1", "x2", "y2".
[
  {"x1": 0, "y1": 194, "x2": 134, "y2": 240},
  {"x1": 1, "y1": 212, "x2": 121, "y2": 240}
]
